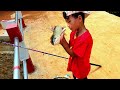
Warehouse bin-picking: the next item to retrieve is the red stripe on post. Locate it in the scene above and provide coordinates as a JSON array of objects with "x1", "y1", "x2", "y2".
[
  {"x1": 6, "y1": 23, "x2": 23, "y2": 43},
  {"x1": 27, "y1": 56, "x2": 35, "y2": 73},
  {"x1": 13, "y1": 66, "x2": 20, "y2": 70}
]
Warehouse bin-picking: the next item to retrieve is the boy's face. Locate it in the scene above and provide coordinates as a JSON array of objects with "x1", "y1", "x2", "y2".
[{"x1": 65, "y1": 15, "x2": 82, "y2": 31}]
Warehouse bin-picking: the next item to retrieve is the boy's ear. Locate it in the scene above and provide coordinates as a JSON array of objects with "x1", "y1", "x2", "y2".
[{"x1": 78, "y1": 15, "x2": 82, "y2": 22}]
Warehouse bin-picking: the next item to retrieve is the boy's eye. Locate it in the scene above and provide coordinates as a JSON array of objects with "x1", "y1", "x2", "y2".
[{"x1": 66, "y1": 19, "x2": 71, "y2": 23}]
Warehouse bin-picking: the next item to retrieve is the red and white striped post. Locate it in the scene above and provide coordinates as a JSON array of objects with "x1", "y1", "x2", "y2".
[
  {"x1": 1, "y1": 11, "x2": 35, "y2": 79},
  {"x1": 5, "y1": 23, "x2": 23, "y2": 79},
  {"x1": 16, "y1": 11, "x2": 35, "y2": 77}
]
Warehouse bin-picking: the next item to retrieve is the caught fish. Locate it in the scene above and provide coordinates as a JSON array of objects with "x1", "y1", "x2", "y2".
[{"x1": 51, "y1": 26, "x2": 66, "y2": 45}]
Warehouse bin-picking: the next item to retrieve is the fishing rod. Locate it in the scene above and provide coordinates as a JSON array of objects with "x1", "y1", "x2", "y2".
[{"x1": 0, "y1": 40, "x2": 101, "y2": 67}]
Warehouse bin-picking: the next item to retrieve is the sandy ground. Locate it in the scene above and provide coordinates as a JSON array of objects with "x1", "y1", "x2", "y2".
[{"x1": 0, "y1": 11, "x2": 120, "y2": 79}]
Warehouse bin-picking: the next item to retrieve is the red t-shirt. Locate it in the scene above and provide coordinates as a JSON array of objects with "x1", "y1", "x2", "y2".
[{"x1": 67, "y1": 29, "x2": 93, "y2": 79}]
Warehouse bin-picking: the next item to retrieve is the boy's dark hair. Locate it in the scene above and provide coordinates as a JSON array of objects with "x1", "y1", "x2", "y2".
[{"x1": 63, "y1": 12, "x2": 85, "y2": 23}]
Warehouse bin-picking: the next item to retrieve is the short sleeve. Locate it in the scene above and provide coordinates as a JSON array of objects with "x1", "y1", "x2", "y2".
[{"x1": 72, "y1": 41, "x2": 88, "y2": 58}]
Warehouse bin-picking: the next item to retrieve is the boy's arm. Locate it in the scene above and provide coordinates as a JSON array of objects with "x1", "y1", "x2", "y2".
[{"x1": 60, "y1": 36, "x2": 75, "y2": 57}]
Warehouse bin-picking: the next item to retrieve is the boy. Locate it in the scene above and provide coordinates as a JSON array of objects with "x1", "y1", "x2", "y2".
[{"x1": 60, "y1": 11, "x2": 93, "y2": 79}]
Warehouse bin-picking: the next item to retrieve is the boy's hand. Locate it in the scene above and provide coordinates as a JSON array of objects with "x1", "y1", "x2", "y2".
[{"x1": 60, "y1": 33, "x2": 65, "y2": 44}]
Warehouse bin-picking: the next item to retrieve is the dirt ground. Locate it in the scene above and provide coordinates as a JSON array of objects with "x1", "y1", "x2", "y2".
[{"x1": 0, "y1": 11, "x2": 120, "y2": 79}]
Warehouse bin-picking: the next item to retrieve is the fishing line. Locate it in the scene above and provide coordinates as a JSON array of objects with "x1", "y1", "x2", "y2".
[
  {"x1": 0, "y1": 40, "x2": 101, "y2": 67},
  {"x1": 0, "y1": 40, "x2": 68, "y2": 59}
]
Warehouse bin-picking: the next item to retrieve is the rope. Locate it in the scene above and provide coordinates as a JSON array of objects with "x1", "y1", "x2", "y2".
[
  {"x1": 0, "y1": 40, "x2": 101, "y2": 67},
  {"x1": 0, "y1": 40, "x2": 68, "y2": 59}
]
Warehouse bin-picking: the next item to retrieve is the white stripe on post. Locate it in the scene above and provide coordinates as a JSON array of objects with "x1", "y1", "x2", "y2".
[{"x1": 13, "y1": 37, "x2": 20, "y2": 79}]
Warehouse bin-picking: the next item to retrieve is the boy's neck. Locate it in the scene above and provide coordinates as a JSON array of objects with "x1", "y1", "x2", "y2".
[{"x1": 76, "y1": 26, "x2": 87, "y2": 37}]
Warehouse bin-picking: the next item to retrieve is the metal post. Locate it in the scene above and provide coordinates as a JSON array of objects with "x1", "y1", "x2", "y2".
[
  {"x1": 23, "y1": 60, "x2": 28, "y2": 79},
  {"x1": 13, "y1": 37, "x2": 20, "y2": 79},
  {"x1": 19, "y1": 15, "x2": 24, "y2": 39},
  {"x1": 17, "y1": 11, "x2": 28, "y2": 79},
  {"x1": 15, "y1": 11, "x2": 18, "y2": 24}
]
